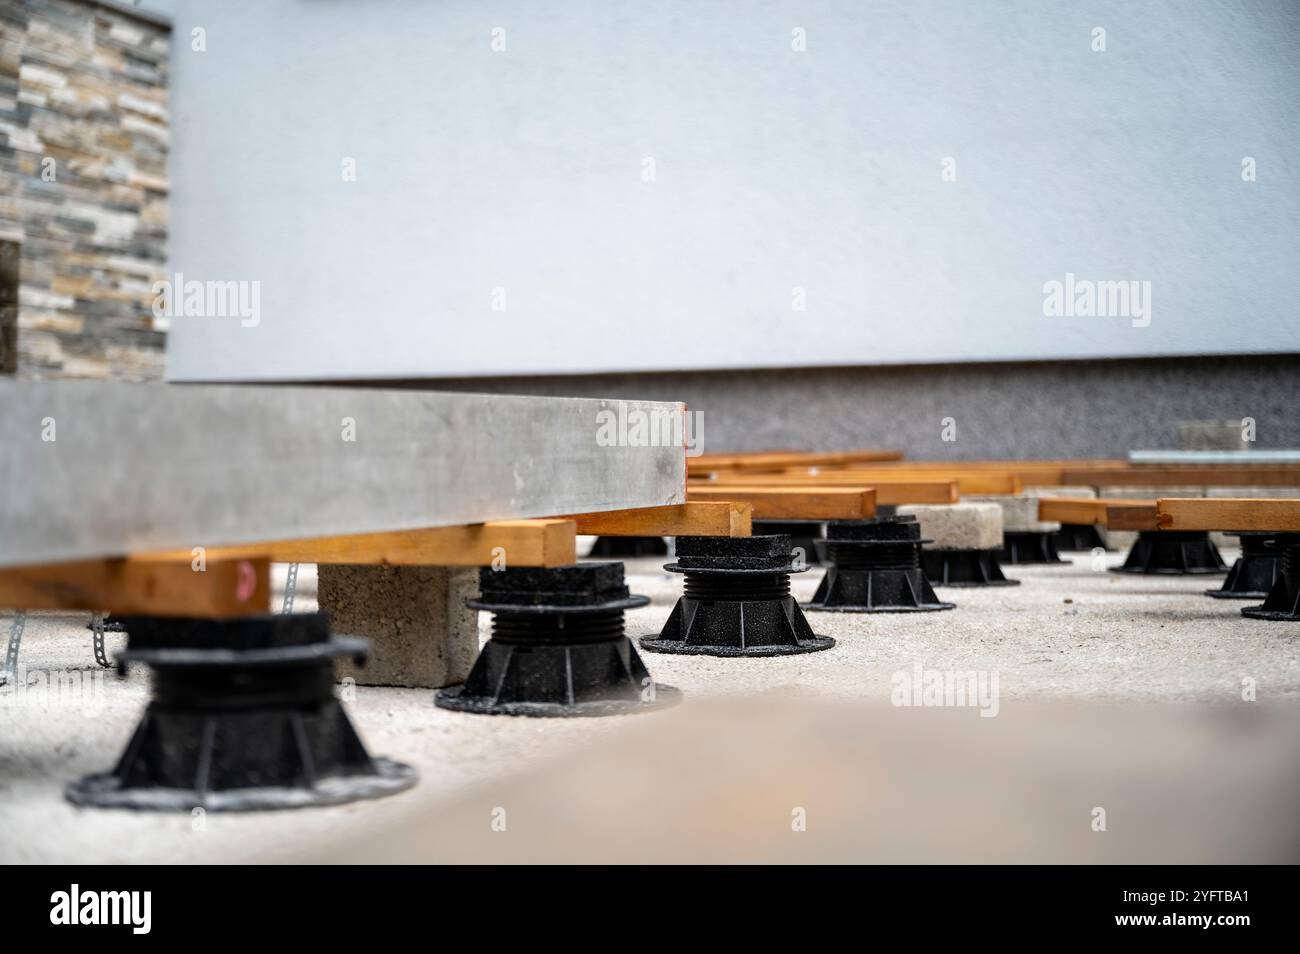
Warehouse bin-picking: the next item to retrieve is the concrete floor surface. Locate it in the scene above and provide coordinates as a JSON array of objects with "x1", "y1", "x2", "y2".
[{"x1": 1, "y1": 548, "x2": 1296, "y2": 863}]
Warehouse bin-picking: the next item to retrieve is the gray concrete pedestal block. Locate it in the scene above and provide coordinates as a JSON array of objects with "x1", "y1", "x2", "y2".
[
  {"x1": 317, "y1": 564, "x2": 480, "y2": 689},
  {"x1": 897, "y1": 503, "x2": 1003, "y2": 550},
  {"x1": 969, "y1": 495, "x2": 1060, "y2": 534}
]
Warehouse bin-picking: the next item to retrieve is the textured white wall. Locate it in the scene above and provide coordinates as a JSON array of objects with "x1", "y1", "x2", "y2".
[{"x1": 163, "y1": 0, "x2": 1300, "y2": 381}]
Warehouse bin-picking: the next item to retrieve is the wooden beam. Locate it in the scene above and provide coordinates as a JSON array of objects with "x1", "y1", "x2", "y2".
[
  {"x1": 769, "y1": 467, "x2": 1013, "y2": 493},
  {"x1": 870, "y1": 482, "x2": 960, "y2": 505},
  {"x1": 143, "y1": 520, "x2": 578, "y2": 568},
  {"x1": 1036, "y1": 497, "x2": 1158, "y2": 530},
  {"x1": 754, "y1": 468, "x2": 1018, "y2": 495},
  {"x1": 896, "y1": 459, "x2": 1124, "y2": 466},
  {"x1": 694, "y1": 473, "x2": 959, "y2": 503},
  {"x1": 565, "y1": 503, "x2": 752, "y2": 537},
  {"x1": 0, "y1": 557, "x2": 270, "y2": 617},
  {"x1": 878, "y1": 458, "x2": 1123, "y2": 470},
  {"x1": 688, "y1": 449, "x2": 904, "y2": 473},
  {"x1": 1060, "y1": 467, "x2": 1300, "y2": 488},
  {"x1": 693, "y1": 456, "x2": 1133, "y2": 485},
  {"x1": 1036, "y1": 498, "x2": 1105, "y2": 525},
  {"x1": 688, "y1": 486, "x2": 876, "y2": 520},
  {"x1": 843, "y1": 459, "x2": 1131, "y2": 486},
  {"x1": 1157, "y1": 498, "x2": 1300, "y2": 532},
  {"x1": 1105, "y1": 504, "x2": 1160, "y2": 531}
]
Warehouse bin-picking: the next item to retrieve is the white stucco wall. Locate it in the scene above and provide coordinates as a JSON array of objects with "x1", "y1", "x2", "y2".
[{"x1": 160, "y1": 0, "x2": 1300, "y2": 381}]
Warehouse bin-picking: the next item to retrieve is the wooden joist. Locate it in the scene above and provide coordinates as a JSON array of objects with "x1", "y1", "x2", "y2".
[
  {"x1": 693, "y1": 472, "x2": 959, "y2": 503},
  {"x1": 144, "y1": 520, "x2": 578, "y2": 568},
  {"x1": 868, "y1": 481, "x2": 960, "y2": 505},
  {"x1": 1060, "y1": 467, "x2": 1300, "y2": 488},
  {"x1": 688, "y1": 449, "x2": 903, "y2": 473},
  {"x1": 688, "y1": 486, "x2": 876, "y2": 520},
  {"x1": 0, "y1": 557, "x2": 271, "y2": 617},
  {"x1": 1036, "y1": 497, "x2": 1158, "y2": 531},
  {"x1": 869, "y1": 459, "x2": 1126, "y2": 484},
  {"x1": 832, "y1": 460, "x2": 1128, "y2": 486},
  {"x1": 890, "y1": 459, "x2": 1124, "y2": 468},
  {"x1": 565, "y1": 502, "x2": 752, "y2": 537},
  {"x1": 710, "y1": 467, "x2": 1016, "y2": 495},
  {"x1": 783, "y1": 469, "x2": 1021, "y2": 496},
  {"x1": 1156, "y1": 498, "x2": 1300, "y2": 532}
]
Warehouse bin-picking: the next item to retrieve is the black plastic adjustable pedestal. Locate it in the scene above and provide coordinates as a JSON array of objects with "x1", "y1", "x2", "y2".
[
  {"x1": 806, "y1": 517, "x2": 955, "y2": 613},
  {"x1": 1206, "y1": 533, "x2": 1284, "y2": 599},
  {"x1": 1242, "y1": 537, "x2": 1300, "y2": 621},
  {"x1": 921, "y1": 549, "x2": 1020, "y2": 587},
  {"x1": 1110, "y1": 530, "x2": 1227, "y2": 575},
  {"x1": 65, "y1": 613, "x2": 416, "y2": 811},
  {"x1": 435, "y1": 563, "x2": 681, "y2": 717},
  {"x1": 751, "y1": 520, "x2": 825, "y2": 565},
  {"x1": 587, "y1": 536, "x2": 669, "y2": 558},
  {"x1": 998, "y1": 531, "x2": 1067, "y2": 565},
  {"x1": 640, "y1": 534, "x2": 833, "y2": 656},
  {"x1": 1052, "y1": 523, "x2": 1110, "y2": 553}
]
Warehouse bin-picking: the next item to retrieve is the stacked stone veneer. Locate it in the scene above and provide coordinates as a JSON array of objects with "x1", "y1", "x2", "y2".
[{"x1": 0, "y1": 0, "x2": 170, "y2": 379}]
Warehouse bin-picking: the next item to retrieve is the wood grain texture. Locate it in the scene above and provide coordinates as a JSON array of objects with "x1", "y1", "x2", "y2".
[
  {"x1": 688, "y1": 449, "x2": 903, "y2": 473},
  {"x1": 693, "y1": 473, "x2": 958, "y2": 504},
  {"x1": 1061, "y1": 467, "x2": 1300, "y2": 487},
  {"x1": 1036, "y1": 497, "x2": 1158, "y2": 530},
  {"x1": 826, "y1": 470, "x2": 1020, "y2": 495},
  {"x1": 726, "y1": 468, "x2": 1015, "y2": 495},
  {"x1": 141, "y1": 521, "x2": 577, "y2": 568},
  {"x1": 1157, "y1": 498, "x2": 1300, "y2": 532},
  {"x1": 566, "y1": 503, "x2": 752, "y2": 537},
  {"x1": 0, "y1": 557, "x2": 270, "y2": 617},
  {"x1": 688, "y1": 486, "x2": 876, "y2": 519}
]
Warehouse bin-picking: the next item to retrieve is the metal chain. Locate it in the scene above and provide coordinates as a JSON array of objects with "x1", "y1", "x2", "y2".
[
  {"x1": 91, "y1": 612, "x2": 112, "y2": 668},
  {"x1": 1, "y1": 611, "x2": 25, "y2": 688},
  {"x1": 281, "y1": 562, "x2": 299, "y2": 614}
]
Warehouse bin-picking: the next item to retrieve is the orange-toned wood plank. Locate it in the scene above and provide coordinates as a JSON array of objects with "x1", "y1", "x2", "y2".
[
  {"x1": 1036, "y1": 498, "x2": 1108, "y2": 525},
  {"x1": 688, "y1": 486, "x2": 875, "y2": 520},
  {"x1": 712, "y1": 467, "x2": 1013, "y2": 496},
  {"x1": 817, "y1": 470, "x2": 1020, "y2": 495},
  {"x1": 882, "y1": 459, "x2": 1123, "y2": 469},
  {"x1": 1036, "y1": 497, "x2": 1158, "y2": 530},
  {"x1": 870, "y1": 482, "x2": 960, "y2": 505},
  {"x1": 1060, "y1": 467, "x2": 1300, "y2": 487},
  {"x1": 691, "y1": 478, "x2": 956, "y2": 509},
  {"x1": 143, "y1": 521, "x2": 577, "y2": 568},
  {"x1": 688, "y1": 449, "x2": 904, "y2": 473},
  {"x1": 860, "y1": 459, "x2": 1131, "y2": 486},
  {"x1": 1105, "y1": 504, "x2": 1160, "y2": 531},
  {"x1": 566, "y1": 503, "x2": 751, "y2": 537},
  {"x1": 1157, "y1": 498, "x2": 1300, "y2": 532},
  {"x1": 0, "y1": 557, "x2": 270, "y2": 617}
]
